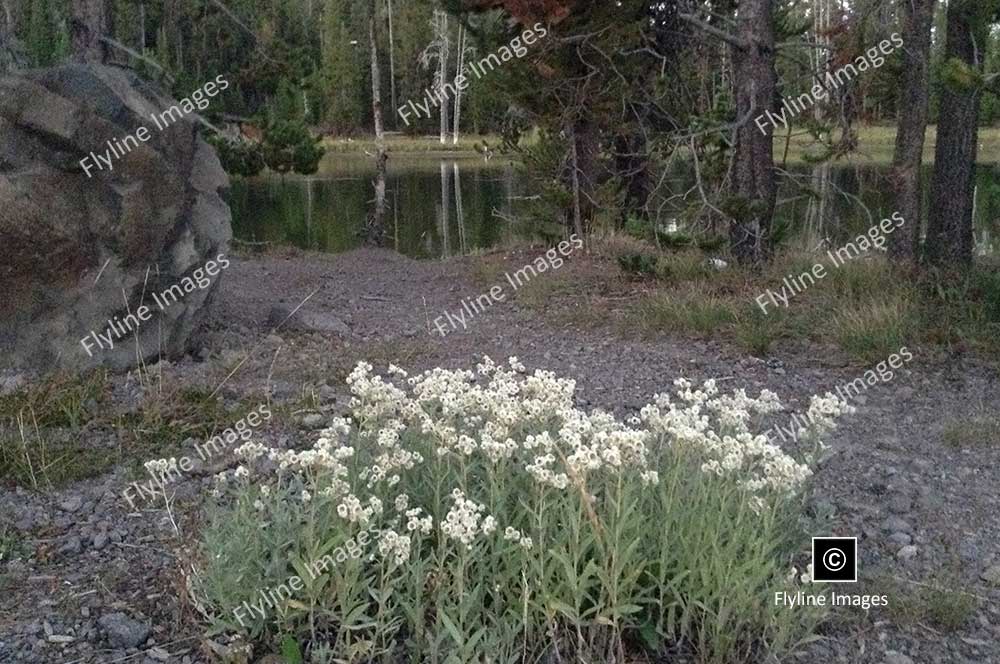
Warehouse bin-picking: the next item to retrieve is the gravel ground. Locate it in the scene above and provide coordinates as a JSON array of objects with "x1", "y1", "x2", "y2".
[{"x1": 1, "y1": 246, "x2": 998, "y2": 663}]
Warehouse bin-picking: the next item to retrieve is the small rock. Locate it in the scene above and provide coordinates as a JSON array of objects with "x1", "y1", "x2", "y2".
[
  {"x1": 93, "y1": 531, "x2": 109, "y2": 551},
  {"x1": 882, "y1": 516, "x2": 912, "y2": 533},
  {"x1": 318, "y1": 385, "x2": 338, "y2": 403},
  {"x1": 0, "y1": 373, "x2": 25, "y2": 395},
  {"x1": 883, "y1": 652, "x2": 914, "y2": 664},
  {"x1": 981, "y1": 565, "x2": 1000, "y2": 587},
  {"x1": 59, "y1": 495, "x2": 83, "y2": 513},
  {"x1": 897, "y1": 545, "x2": 919, "y2": 560},
  {"x1": 887, "y1": 493, "x2": 911, "y2": 514},
  {"x1": 59, "y1": 536, "x2": 82, "y2": 555},
  {"x1": 98, "y1": 612, "x2": 151, "y2": 649},
  {"x1": 268, "y1": 306, "x2": 351, "y2": 336},
  {"x1": 959, "y1": 540, "x2": 979, "y2": 562},
  {"x1": 887, "y1": 532, "x2": 912, "y2": 546},
  {"x1": 917, "y1": 493, "x2": 944, "y2": 510},
  {"x1": 299, "y1": 413, "x2": 326, "y2": 430}
]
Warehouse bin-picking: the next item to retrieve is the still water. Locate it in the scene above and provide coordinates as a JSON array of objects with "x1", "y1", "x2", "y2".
[
  {"x1": 229, "y1": 153, "x2": 518, "y2": 260},
  {"x1": 229, "y1": 153, "x2": 999, "y2": 258}
]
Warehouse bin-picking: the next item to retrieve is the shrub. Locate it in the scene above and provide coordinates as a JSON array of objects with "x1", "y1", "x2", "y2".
[
  {"x1": 617, "y1": 252, "x2": 658, "y2": 277},
  {"x1": 190, "y1": 359, "x2": 851, "y2": 663}
]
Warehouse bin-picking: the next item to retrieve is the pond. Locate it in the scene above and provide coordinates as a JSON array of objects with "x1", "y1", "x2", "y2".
[
  {"x1": 229, "y1": 153, "x2": 1000, "y2": 258},
  {"x1": 228, "y1": 153, "x2": 519, "y2": 260}
]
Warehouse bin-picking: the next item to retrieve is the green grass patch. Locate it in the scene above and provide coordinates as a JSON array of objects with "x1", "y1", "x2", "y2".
[
  {"x1": 635, "y1": 291, "x2": 738, "y2": 337},
  {"x1": 874, "y1": 575, "x2": 979, "y2": 632},
  {"x1": 0, "y1": 371, "x2": 108, "y2": 429},
  {"x1": 0, "y1": 374, "x2": 269, "y2": 490},
  {"x1": 734, "y1": 306, "x2": 788, "y2": 355},
  {"x1": 0, "y1": 424, "x2": 118, "y2": 490},
  {"x1": 777, "y1": 125, "x2": 1000, "y2": 164},
  {"x1": 941, "y1": 416, "x2": 1000, "y2": 448},
  {"x1": 611, "y1": 241, "x2": 999, "y2": 361},
  {"x1": 116, "y1": 386, "x2": 247, "y2": 453},
  {"x1": 0, "y1": 524, "x2": 21, "y2": 563},
  {"x1": 830, "y1": 300, "x2": 915, "y2": 364}
]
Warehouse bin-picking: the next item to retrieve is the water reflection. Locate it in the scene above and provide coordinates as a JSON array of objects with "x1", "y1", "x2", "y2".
[
  {"x1": 229, "y1": 154, "x2": 516, "y2": 259},
  {"x1": 229, "y1": 156, "x2": 998, "y2": 258}
]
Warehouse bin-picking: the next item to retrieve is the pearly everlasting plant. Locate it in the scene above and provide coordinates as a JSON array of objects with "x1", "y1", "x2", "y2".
[{"x1": 194, "y1": 358, "x2": 847, "y2": 663}]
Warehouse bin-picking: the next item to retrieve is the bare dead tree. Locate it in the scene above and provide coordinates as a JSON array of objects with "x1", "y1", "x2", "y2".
[
  {"x1": 369, "y1": 0, "x2": 388, "y2": 244},
  {"x1": 452, "y1": 24, "x2": 466, "y2": 145},
  {"x1": 436, "y1": 10, "x2": 450, "y2": 145}
]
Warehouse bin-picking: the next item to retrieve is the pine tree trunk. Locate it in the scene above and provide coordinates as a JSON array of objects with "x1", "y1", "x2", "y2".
[
  {"x1": 730, "y1": 0, "x2": 777, "y2": 264},
  {"x1": 926, "y1": 0, "x2": 981, "y2": 267},
  {"x1": 567, "y1": 116, "x2": 597, "y2": 239},
  {"x1": 889, "y1": 0, "x2": 936, "y2": 261},
  {"x1": 71, "y1": 0, "x2": 109, "y2": 64},
  {"x1": 0, "y1": 0, "x2": 19, "y2": 73},
  {"x1": 569, "y1": 129, "x2": 585, "y2": 241},
  {"x1": 615, "y1": 128, "x2": 650, "y2": 226}
]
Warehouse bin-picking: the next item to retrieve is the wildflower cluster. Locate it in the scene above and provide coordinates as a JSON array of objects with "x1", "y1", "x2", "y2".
[{"x1": 196, "y1": 357, "x2": 849, "y2": 662}]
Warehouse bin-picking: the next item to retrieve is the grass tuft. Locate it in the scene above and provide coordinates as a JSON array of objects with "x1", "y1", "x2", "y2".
[
  {"x1": 0, "y1": 371, "x2": 107, "y2": 429},
  {"x1": 875, "y1": 575, "x2": 979, "y2": 632},
  {"x1": 830, "y1": 300, "x2": 914, "y2": 364},
  {"x1": 635, "y1": 291, "x2": 737, "y2": 337},
  {"x1": 0, "y1": 409, "x2": 117, "y2": 489}
]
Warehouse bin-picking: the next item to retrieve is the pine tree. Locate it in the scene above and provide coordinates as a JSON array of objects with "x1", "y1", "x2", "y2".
[{"x1": 27, "y1": 0, "x2": 57, "y2": 66}]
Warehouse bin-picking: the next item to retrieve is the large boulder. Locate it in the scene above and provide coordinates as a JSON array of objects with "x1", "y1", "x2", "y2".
[{"x1": 0, "y1": 63, "x2": 231, "y2": 373}]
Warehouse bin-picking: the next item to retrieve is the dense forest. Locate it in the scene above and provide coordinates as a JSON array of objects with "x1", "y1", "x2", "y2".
[{"x1": 9, "y1": 0, "x2": 1000, "y2": 131}]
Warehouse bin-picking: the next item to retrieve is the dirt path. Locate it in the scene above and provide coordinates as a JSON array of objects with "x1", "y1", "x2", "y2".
[{"x1": 2, "y1": 247, "x2": 998, "y2": 663}]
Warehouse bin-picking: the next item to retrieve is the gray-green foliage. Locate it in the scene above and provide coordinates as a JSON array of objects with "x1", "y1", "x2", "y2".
[{"x1": 193, "y1": 361, "x2": 831, "y2": 663}]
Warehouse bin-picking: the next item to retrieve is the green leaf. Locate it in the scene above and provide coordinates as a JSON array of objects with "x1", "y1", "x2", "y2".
[
  {"x1": 638, "y1": 620, "x2": 661, "y2": 651},
  {"x1": 439, "y1": 611, "x2": 464, "y2": 645},
  {"x1": 280, "y1": 635, "x2": 303, "y2": 664}
]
